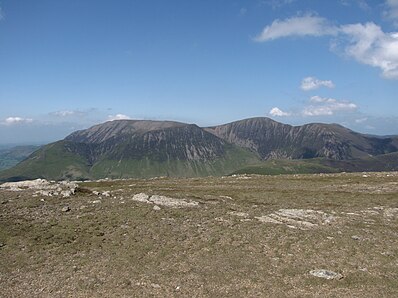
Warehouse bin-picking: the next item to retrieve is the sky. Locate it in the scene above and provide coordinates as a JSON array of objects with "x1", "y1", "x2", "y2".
[{"x1": 0, "y1": 0, "x2": 398, "y2": 145}]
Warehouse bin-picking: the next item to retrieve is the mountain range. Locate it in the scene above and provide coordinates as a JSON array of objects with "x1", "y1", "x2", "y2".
[{"x1": 1, "y1": 117, "x2": 397, "y2": 181}]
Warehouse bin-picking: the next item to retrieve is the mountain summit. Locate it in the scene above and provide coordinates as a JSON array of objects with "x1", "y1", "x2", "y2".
[
  {"x1": 206, "y1": 117, "x2": 398, "y2": 160},
  {"x1": 1, "y1": 117, "x2": 397, "y2": 181}
]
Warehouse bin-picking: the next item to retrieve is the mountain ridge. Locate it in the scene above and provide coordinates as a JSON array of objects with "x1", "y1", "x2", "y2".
[
  {"x1": 1, "y1": 117, "x2": 397, "y2": 181},
  {"x1": 206, "y1": 117, "x2": 398, "y2": 160}
]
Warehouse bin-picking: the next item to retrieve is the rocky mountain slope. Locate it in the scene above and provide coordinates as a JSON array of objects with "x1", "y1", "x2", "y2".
[
  {"x1": 206, "y1": 117, "x2": 398, "y2": 160},
  {"x1": 0, "y1": 117, "x2": 397, "y2": 181},
  {"x1": 0, "y1": 120, "x2": 259, "y2": 181}
]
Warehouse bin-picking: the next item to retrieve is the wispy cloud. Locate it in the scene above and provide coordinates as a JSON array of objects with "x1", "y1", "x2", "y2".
[
  {"x1": 269, "y1": 107, "x2": 291, "y2": 117},
  {"x1": 264, "y1": 0, "x2": 296, "y2": 9},
  {"x1": 107, "y1": 114, "x2": 131, "y2": 121},
  {"x1": 303, "y1": 96, "x2": 357, "y2": 116},
  {"x1": 239, "y1": 8, "x2": 247, "y2": 16},
  {"x1": 51, "y1": 110, "x2": 79, "y2": 117},
  {"x1": 300, "y1": 77, "x2": 335, "y2": 91},
  {"x1": 2, "y1": 116, "x2": 33, "y2": 125},
  {"x1": 358, "y1": 0, "x2": 371, "y2": 10},
  {"x1": 0, "y1": 6, "x2": 4, "y2": 21},
  {"x1": 309, "y1": 95, "x2": 337, "y2": 103},
  {"x1": 254, "y1": 14, "x2": 337, "y2": 42},
  {"x1": 255, "y1": 15, "x2": 398, "y2": 79},
  {"x1": 385, "y1": 0, "x2": 398, "y2": 25},
  {"x1": 355, "y1": 117, "x2": 368, "y2": 123},
  {"x1": 341, "y1": 0, "x2": 370, "y2": 11}
]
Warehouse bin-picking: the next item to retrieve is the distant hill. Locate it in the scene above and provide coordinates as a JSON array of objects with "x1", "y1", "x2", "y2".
[
  {"x1": 0, "y1": 145, "x2": 40, "y2": 171},
  {"x1": 206, "y1": 117, "x2": 398, "y2": 160},
  {"x1": 0, "y1": 120, "x2": 259, "y2": 181},
  {"x1": 0, "y1": 118, "x2": 397, "y2": 181}
]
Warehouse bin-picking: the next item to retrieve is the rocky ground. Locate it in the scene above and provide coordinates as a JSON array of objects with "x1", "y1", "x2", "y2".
[{"x1": 0, "y1": 172, "x2": 397, "y2": 297}]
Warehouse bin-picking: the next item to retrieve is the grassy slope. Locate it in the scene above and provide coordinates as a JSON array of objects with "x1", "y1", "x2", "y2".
[
  {"x1": 232, "y1": 159, "x2": 339, "y2": 175},
  {"x1": 232, "y1": 152, "x2": 398, "y2": 175},
  {"x1": 1, "y1": 140, "x2": 397, "y2": 181},
  {"x1": 319, "y1": 152, "x2": 398, "y2": 172},
  {"x1": 90, "y1": 145, "x2": 260, "y2": 179},
  {"x1": 0, "y1": 145, "x2": 40, "y2": 171},
  {"x1": 0, "y1": 142, "x2": 261, "y2": 181},
  {"x1": 0, "y1": 141, "x2": 90, "y2": 181}
]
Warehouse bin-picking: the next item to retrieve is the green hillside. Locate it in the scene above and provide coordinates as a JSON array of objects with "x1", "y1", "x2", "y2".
[
  {"x1": 231, "y1": 152, "x2": 398, "y2": 175},
  {"x1": 1, "y1": 118, "x2": 397, "y2": 181},
  {"x1": 0, "y1": 141, "x2": 260, "y2": 181},
  {"x1": 0, "y1": 141, "x2": 91, "y2": 181},
  {"x1": 231, "y1": 159, "x2": 339, "y2": 175},
  {"x1": 0, "y1": 145, "x2": 40, "y2": 171}
]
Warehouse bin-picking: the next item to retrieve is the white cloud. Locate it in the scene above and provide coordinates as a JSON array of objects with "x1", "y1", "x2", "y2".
[
  {"x1": 3, "y1": 117, "x2": 33, "y2": 125},
  {"x1": 300, "y1": 77, "x2": 335, "y2": 91},
  {"x1": 303, "y1": 96, "x2": 357, "y2": 116},
  {"x1": 0, "y1": 6, "x2": 3, "y2": 21},
  {"x1": 254, "y1": 15, "x2": 337, "y2": 42},
  {"x1": 107, "y1": 114, "x2": 131, "y2": 121},
  {"x1": 269, "y1": 107, "x2": 291, "y2": 116},
  {"x1": 255, "y1": 16, "x2": 398, "y2": 79},
  {"x1": 339, "y1": 22, "x2": 398, "y2": 79}
]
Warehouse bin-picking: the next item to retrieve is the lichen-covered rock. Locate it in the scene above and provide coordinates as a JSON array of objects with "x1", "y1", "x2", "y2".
[
  {"x1": 310, "y1": 269, "x2": 343, "y2": 280},
  {"x1": 132, "y1": 193, "x2": 198, "y2": 208},
  {"x1": 132, "y1": 193, "x2": 150, "y2": 203},
  {"x1": 255, "y1": 209, "x2": 336, "y2": 230},
  {"x1": 0, "y1": 179, "x2": 78, "y2": 197}
]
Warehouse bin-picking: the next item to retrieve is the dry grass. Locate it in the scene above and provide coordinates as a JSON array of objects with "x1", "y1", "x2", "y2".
[{"x1": 1, "y1": 172, "x2": 397, "y2": 297}]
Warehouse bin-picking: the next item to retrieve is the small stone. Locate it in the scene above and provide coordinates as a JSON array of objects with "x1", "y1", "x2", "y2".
[
  {"x1": 102, "y1": 191, "x2": 111, "y2": 197},
  {"x1": 0, "y1": 243, "x2": 5, "y2": 248},
  {"x1": 310, "y1": 269, "x2": 343, "y2": 280},
  {"x1": 151, "y1": 283, "x2": 161, "y2": 289},
  {"x1": 351, "y1": 235, "x2": 361, "y2": 240},
  {"x1": 62, "y1": 206, "x2": 71, "y2": 212},
  {"x1": 153, "y1": 205, "x2": 161, "y2": 211},
  {"x1": 132, "y1": 193, "x2": 150, "y2": 203},
  {"x1": 61, "y1": 190, "x2": 73, "y2": 197}
]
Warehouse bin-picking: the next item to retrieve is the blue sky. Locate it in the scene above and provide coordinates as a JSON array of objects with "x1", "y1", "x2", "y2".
[{"x1": 0, "y1": 0, "x2": 398, "y2": 144}]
